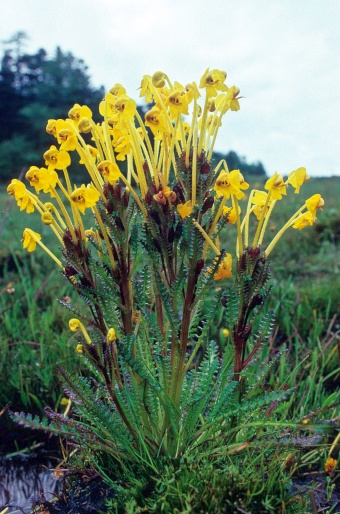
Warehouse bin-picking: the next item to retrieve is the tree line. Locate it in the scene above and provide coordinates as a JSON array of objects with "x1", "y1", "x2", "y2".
[{"x1": 0, "y1": 32, "x2": 266, "y2": 180}]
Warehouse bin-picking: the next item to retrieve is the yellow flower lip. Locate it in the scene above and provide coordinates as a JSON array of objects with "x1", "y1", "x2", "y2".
[
  {"x1": 287, "y1": 167, "x2": 310, "y2": 194},
  {"x1": 70, "y1": 184, "x2": 101, "y2": 214},
  {"x1": 214, "y1": 170, "x2": 248, "y2": 200},
  {"x1": 305, "y1": 194, "x2": 325, "y2": 216},
  {"x1": 26, "y1": 167, "x2": 40, "y2": 183},
  {"x1": 58, "y1": 129, "x2": 73, "y2": 141},
  {"x1": 97, "y1": 160, "x2": 121, "y2": 184},
  {"x1": 22, "y1": 228, "x2": 41, "y2": 252},
  {"x1": 177, "y1": 200, "x2": 193, "y2": 219},
  {"x1": 7, "y1": 179, "x2": 26, "y2": 200},
  {"x1": 213, "y1": 254, "x2": 233, "y2": 281},
  {"x1": 68, "y1": 104, "x2": 92, "y2": 122},
  {"x1": 46, "y1": 119, "x2": 57, "y2": 135},
  {"x1": 265, "y1": 172, "x2": 287, "y2": 200},
  {"x1": 109, "y1": 83, "x2": 126, "y2": 97},
  {"x1": 292, "y1": 211, "x2": 315, "y2": 230}
]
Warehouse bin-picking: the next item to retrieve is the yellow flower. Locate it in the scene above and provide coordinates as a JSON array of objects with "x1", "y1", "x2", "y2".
[
  {"x1": 99, "y1": 93, "x2": 117, "y2": 118},
  {"x1": 228, "y1": 86, "x2": 241, "y2": 111},
  {"x1": 107, "y1": 328, "x2": 116, "y2": 342},
  {"x1": 8, "y1": 180, "x2": 36, "y2": 213},
  {"x1": 251, "y1": 191, "x2": 271, "y2": 220},
  {"x1": 43, "y1": 145, "x2": 71, "y2": 169},
  {"x1": 113, "y1": 135, "x2": 133, "y2": 161},
  {"x1": 214, "y1": 169, "x2": 247, "y2": 200},
  {"x1": 97, "y1": 160, "x2": 121, "y2": 184},
  {"x1": 325, "y1": 458, "x2": 337, "y2": 473},
  {"x1": 58, "y1": 128, "x2": 77, "y2": 151},
  {"x1": 69, "y1": 318, "x2": 81, "y2": 332},
  {"x1": 110, "y1": 83, "x2": 127, "y2": 97},
  {"x1": 177, "y1": 200, "x2": 193, "y2": 219},
  {"x1": 76, "y1": 344, "x2": 84, "y2": 353},
  {"x1": 139, "y1": 75, "x2": 154, "y2": 103},
  {"x1": 22, "y1": 228, "x2": 41, "y2": 252},
  {"x1": 222, "y1": 328, "x2": 230, "y2": 337},
  {"x1": 305, "y1": 194, "x2": 325, "y2": 217},
  {"x1": 292, "y1": 211, "x2": 315, "y2": 230},
  {"x1": 214, "y1": 254, "x2": 233, "y2": 280},
  {"x1": 17, "y1": 193, "x2": 35, "y2": 213},
  {"x1": 7, "y1": 179, "x2": 26, "y2": 200},
  {"x1": 70, "y1": 184, "x2": 101, "y2": 214},
  {"x1": 25, "y1": 166, "x2": 58, "y2": 194},
  {"x1": 185, "y1": 82, "x2": 200, "y2": 100},
  {"x1": 265, "y1": 172, "x2": 287, "y2": 200},
  {"x1": 165, "y1": 82, "x2": 193, "y2": 119},
  {"x1": 199, "y1": 68, "x2": 228, "y2": 98},
  {"x1": 114, "y1": 96, "x2": 136, "y2": 118},
  {"x1": 214, "y1": 86, "x2": 241, "y2": 114},
  {"x1": 222, "y1": 206, "x2": 239, "y2": 224},
  {"x1": 286, "y1": 167, "x2": 310, "y2": 194},
  {"x1": 68, "y1": 104, "x2": 92, "y2": 125},
  {"x1": 144, "y1": 106, "x2": 168, "y2": 135},
  {"x1": 54, "y1": 120, "x2": 77, "y2": 150},
  {"x1": 46, "y1": 119, "x2": 57, "y2": 136}
]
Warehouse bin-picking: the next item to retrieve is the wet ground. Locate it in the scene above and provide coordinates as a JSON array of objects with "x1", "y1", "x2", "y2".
[
  {"x1": 0, "y1": 416, "x2": 62, "y2": 513},
  {"x1": 0, "y1": 418, "x2": 339, "y2": 513},
  {"x1": 0, "y1": 454, "x2": 61, "y2": 513}
]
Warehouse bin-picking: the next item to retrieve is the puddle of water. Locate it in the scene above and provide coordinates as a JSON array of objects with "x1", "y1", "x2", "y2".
[{"x1": 0, "y1": 456, "x2": 61, "y2": 513}]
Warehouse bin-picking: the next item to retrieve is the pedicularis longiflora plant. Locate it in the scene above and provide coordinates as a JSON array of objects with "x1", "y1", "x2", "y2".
[{"x1": 9, "y1": 70, "x2": 325, "y2": 475}]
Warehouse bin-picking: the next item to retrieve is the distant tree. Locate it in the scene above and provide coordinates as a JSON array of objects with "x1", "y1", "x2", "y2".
[
  {"x1": 0, "y1": 32, "x2": 105, "y2": 179},
  {"x1": 213, "y1": 150, "x2": 266, "y2": 178}
]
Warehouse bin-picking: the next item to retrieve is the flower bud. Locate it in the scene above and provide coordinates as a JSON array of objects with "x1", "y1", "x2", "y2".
[
  {"x1": 78, "y1": 117, "x2": 92, "y2": 133},
  {"x1": 152, "y1": 71, "x2": 166, "y2": 88},
  {"x1": 44, "y1": 202, "x2": 54, "y2": 212},
  {"x1": 69, "y1": 318, "x2": 81, "y2": 332},
  {"x1": 202, "y1": 196, "x2": 214, "y2": 214},
  {"x1": 42, "y1": 212, "x2": 53, "y2": 225}
]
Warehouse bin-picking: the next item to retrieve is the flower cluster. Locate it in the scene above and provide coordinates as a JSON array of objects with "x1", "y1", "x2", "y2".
[{"x1": 7, "y1": 69, "x2": 324, "y2": 284}]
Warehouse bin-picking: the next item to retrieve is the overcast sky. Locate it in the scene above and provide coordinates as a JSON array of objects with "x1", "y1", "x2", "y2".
[{"x1": 2, "y1": 0, "x2": 340, "y2": 177}]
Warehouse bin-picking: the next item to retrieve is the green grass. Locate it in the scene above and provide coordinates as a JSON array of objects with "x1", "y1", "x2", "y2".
[{"x1": 0, "y1": 188, "x2": 82, "y2": 413}]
